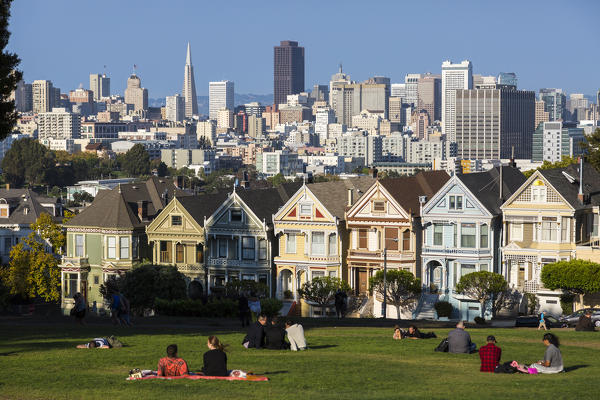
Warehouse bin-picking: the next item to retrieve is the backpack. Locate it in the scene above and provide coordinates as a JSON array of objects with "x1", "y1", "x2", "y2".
[
  {"x1": 434, "y1": 338, "x2": 449, "y2": 352},
  {"x1": 107, "y1": 335, "x2": 123, "y2": 348}
]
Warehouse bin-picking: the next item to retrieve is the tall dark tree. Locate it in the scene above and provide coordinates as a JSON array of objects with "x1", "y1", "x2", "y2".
[
  {"x1": 1, "y1": 138, "x2": 55, "y2": 187},
  {"x1": 121, "y1": 143, "x2": 150, "y2": 177},
  {"x1": 0, "y1": 0, "x2": 21, "y2": 141}
]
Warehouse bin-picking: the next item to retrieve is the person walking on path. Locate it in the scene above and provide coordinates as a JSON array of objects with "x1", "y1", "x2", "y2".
[{"x1": 538, "y1": 311, "x2": 547, "y2": 331}]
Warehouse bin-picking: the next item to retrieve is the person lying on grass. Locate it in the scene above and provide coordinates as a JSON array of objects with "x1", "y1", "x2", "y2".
[
  {"x1": 201, "y1": 336, "x2": 228, "y2": 377},
  {"x1": 511, "y1": 333, "x2": 564, "y2": 374},
  {"x1": 393, "y1": 325, "x2": 402, "y2": 340},
  {"x1": 76, "y1": 338, "x2": 110, "y2": 349},
  {"x1": 157, "y1": 344, "x2": 189, "y2": 377},
  {"x1": 403, "y1": 325, "x2": 437, "y2": 339}
]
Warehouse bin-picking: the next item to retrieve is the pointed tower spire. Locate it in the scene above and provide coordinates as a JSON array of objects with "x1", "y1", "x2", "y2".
[
  {"x1": 186, "y1": 42, "x2": 192, "y2": 65},
  {"x1": 182, "y1": 42, "x2": 198, "y2": 118}
]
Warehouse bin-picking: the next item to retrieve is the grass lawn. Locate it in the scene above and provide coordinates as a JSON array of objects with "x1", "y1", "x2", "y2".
[{"x1": 1, "y1": 319, "x2": 599, "y2": 400}]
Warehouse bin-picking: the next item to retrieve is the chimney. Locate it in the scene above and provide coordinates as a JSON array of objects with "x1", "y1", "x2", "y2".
[
  {"x1": 347, "y1": 188, "x2": 353, "y2": 207},
  {"x1": 578, "y1": 157, "x2": 585, "y2": 204},
  {"x1": 137, "y1": 200, "x2": 148, "y2": 221}
]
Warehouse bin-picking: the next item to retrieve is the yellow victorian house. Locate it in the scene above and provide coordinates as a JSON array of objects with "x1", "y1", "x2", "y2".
[
  {"x1": 273, "y1": 177, "x2": 375, "y2": 316},
  {"x1": 501, "y1": 161, "x2": 600, "y2": 315}
]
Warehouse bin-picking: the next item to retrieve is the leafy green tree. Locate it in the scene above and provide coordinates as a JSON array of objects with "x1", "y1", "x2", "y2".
[
  {"x1": 369, "y1": 270, "x2": 421, "y2": 319},
  {"x1": 0, "y1": 0, "x2": 21, "y2": 141},
  {"x1": 156, "y1": 161, "x2": 168, "y2": 177},
  {"x1": 455, "y1": 271, "x2": 508, "y2": 319},
  {"x1": 267, "y1": 173, "x2": 287, "y2": 187},
  {"x1": 72, "y1": 191, "x2": 94, "y2": 205},
  {"x1": 120, "y1": 144, "x2": 150, "y2": 177},
  {"x1": 523, "y1": 156, "x2": 578, "y2": 178},
  {"x1": 1, "y1": 138, "x2": 56, "y2": 187},
  {"x1": 581, "y1": 128, "x2": 600, "y2": 172},
  {"x1": 541, "y1": 260, "x2": 600, "y2": 307},
  {"x1": 30, "y1": 213, "x2": 65, "y2": 254},
  {"x1": 298, "y1": 276, "x2": 350, "y2": 315}
]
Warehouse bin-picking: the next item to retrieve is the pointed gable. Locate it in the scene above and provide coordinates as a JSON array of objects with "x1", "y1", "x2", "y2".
[
  {"x1": 66, "y1": 189, "x2": 144, "y2": 230},
  {"x1": 379, "y1": 170, "x2": 450, "y2": 216}
]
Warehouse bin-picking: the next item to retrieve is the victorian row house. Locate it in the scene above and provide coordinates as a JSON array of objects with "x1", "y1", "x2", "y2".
[{"x1": 345, "y1": 171, "x2": 450, "y2": 318}]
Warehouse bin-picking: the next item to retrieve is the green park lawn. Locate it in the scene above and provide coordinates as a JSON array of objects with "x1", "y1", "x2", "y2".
[{"x1": 1, "y1": 319, "x2": 599, "y2": 400}]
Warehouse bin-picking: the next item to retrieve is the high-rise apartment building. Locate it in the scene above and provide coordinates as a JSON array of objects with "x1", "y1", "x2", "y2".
[
  {"x1": 441, "y1": 60, "x2": 472, "y2": 141},
  {"x1": 330, "y1": 76, "x2": 390, "y2": 126},
  {"x1": 13, "y1": 80, "x2": 32, "y2": 112},
  {"x1": 567, "y1": 93, "x2": 589, "y2": 122},
  {"x1": 32, "y1": 80, "x2": 55, "y2": 114},
  {"x1": 89, "y1": 73, "x2": 110, "y2": 101},
  {"x1": 247, "y1": 114, "x2": 265, "y2": 138},
  {"x1": 417, "y1": 73, "x2": 441, "y2": 122},
  {"x1": 273, "y1": 40, "x2": 305, "y2": 107},
  {"x1": 455, "y1": 87, "x2": 534, "y2": 160},
  {"x1": 209, "y1": 81, "x2": 234, "y2": 120},
  {"x1": 535, "y1": 100, "x2": 549, "y2": 129},
  {"x1": 124, "y1": 74, "x2": 148, "y2": 112},
  {"x1": 217, "y1": 108, "x2": 234, "y2": 131},
  {"x1": 497, "y1": 72, "x2": 517, "y2": 88},
  {"x1": 404, "y1": 74, "x2": 422, "y2": 106},
  {"x1": 166, "y1": 94, "x2": 185, "y2": 123},
  {"x1": 532, "y1": 121, "x2": 586, "y2": 163},
  {"x1": 391, "y1": 83, "x2": 406, "y2": 99},
  {"x1": 362, "y1": 76, "x2": 390, "y2": 118},
  {"x1": 37, "y1": 108, "x2": 81, "y2": 140},
  {"x1": 539, "y1": 88, "x2": 566, "y2": 121},
  {"x1": 197, "y1": 120, "x2": 216, "y2": 146},
  {"x1": 182, "y1": 43, "x2": 198, "y2": 118},
  {"x1": 69, "y1": 88, "x2": 95, "y2": 115}
]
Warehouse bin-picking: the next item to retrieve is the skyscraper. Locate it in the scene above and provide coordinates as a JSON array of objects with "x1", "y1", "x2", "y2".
[
  {"x1": 89, "y1": 73, "x2": 110, "y2": 101},
  {"x1": 182, "y1": 42, "x2": 198, "y2": 118},
  {"x1": 273, "y1": 40, "x2": 305, "y2": 107},
  {"x1": 497, "y1": 72, "x2": 517, "y2": 88},
  {"x1": 417, "y1": 73, "x2": 442, "y2": 122},
  {"x1": 124, "y1": 74, "x2": 148, "y2": 112},
  {"x1": 404, "y1": 74, "x2": 422, "y2": 106},
  {"x1": 13, "y1": 80, "x2": 32, "y2": 112},
  {"x1": 539, "y1": 88, "x2": 566, "y2": 121},
  {"x1": 441, "y1": 60, "x2": 472, "y2": 141},
  {"x1": 32, "y1": 80, "x2": 55, "y2": 114},
  {"x1": 209, "y1": 81, "x2": 234, "y2": 120},
  {"x1": 166, "y1": 94, "x2": 185, "y2": 122}
]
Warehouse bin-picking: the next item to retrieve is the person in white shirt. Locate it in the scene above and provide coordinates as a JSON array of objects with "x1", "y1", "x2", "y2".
[
  {"x1": 76, "y1": 338, "x2": 110, "y2": 349},
  {"x1": 285, "y1": 320, "x2": 307, "y2": 351}
]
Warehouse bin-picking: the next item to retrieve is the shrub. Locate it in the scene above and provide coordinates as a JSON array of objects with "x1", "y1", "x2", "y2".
[
  {"x1": 283, "y1": 290, "x2": 293, "y2": 299},
  {"x1": 154, "y1": 297, "x2": 239, "y2": 318},
  {"x1": 260, "y1": 298, "x2": 283, "y2": 318},
  {"x1": 524, "y1": 292, "x2": 538, "y2": 315},
  {"x1": 434, "y1": 301, "x2": 453, "y2": 318},
  {"x1": 225, "y1": 280, "x2": 268, "y2": 298},
  {"x1": 474, "y1": 316, "x2": 486, "y2": 325},
  {"x1": 560, "y1": 293, "x2": 575, "y2": 315}
]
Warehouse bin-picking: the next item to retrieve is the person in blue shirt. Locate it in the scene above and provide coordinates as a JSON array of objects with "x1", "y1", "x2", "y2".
[{"x1": 538, "y1": 311, "x2": 547, "y2": 331}]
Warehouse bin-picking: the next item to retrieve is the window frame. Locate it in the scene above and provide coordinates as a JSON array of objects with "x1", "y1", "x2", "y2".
[
  {"x1": 358, "y1": 229, "x2": 368, "y2": 249},
  {"x1": 107, "y1": 236, "x2": 116, "y2": 259},
  {"x1": 300, "y1": 203, "x2": 312, "y2": 216},
  {"x1": 510, "y1": 223, "x2": 523, "y2": 241},
  {"x1": 286, "y1": 233, "x2": 296, "y2": 254},
  {"x1": 242, "y1": 236, "x2": 255, "y2": 260},
  {"x1": 384, "y1": 227, "x2": 398, "y2": 251},
  {"x1": 258, "y1": 239, "x2": 267, "y2": 260},
  {"x1": 372, "y1": 200, "x2": 386, "y2": 213},
  {"x1": 230, "y1": 209, "x2": 242, "y2": 223},
  {"x1": 328, "y1": 234, "x2": 337, "y2": 256},
  {"x1": 119, "y1": 236, "x2": 130, "y2": 259},
  {"x1": 218, "y1": 238, "x2": 227, "y2": 258},
  {"x1": 480, "y1": 224, "x2": 488, "y2": 248},
  {"x1": 311, "y1": 232, "x2": 325, "y2": 256},
  {"x1": 460, "y1": 223, "x2": 476, "y2": 248},
  {"x1": 171, "y1": 215, "x2": 183, "y2": 226},
  {"x1": 75, "y1": 234, "x2": 84, "y2": 257},
  {"x1": 541, "y1": 218, "x2": 558, "y2": 242},
  {"x1": 433, "y1": 224, "x2": 443, "y2": 246},
  {"x1": 402, "y1": 230, "x2": 411, "y2": 251},
  {"x1": 175, "y1": 243, "x2": 184, "y2": 263}
]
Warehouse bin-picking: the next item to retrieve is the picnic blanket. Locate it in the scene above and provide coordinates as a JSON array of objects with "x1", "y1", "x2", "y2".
[{"x1": 127, "y1": 372, "x2": 268, "y2": 381}]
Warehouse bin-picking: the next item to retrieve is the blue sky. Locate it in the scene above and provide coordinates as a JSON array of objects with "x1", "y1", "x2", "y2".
[{"x1": 8, "y1": 0, "x2": 600, "y2": 98}]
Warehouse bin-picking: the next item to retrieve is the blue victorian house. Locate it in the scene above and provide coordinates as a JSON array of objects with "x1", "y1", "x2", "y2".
[{"x1": 417, "y1": 166, "x2": 526, "y2": 321}]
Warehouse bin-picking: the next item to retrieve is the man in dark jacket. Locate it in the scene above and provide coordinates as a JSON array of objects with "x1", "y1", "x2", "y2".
[
  {"x1": 575, "y1": 310, "x2": 596, "y2": 331},
  {"x1": 265, "y1": 317, "x2": 289, "y2": 349},
  {"x1": 242, "y1": 314, "x2": 267, "y2": 348}
]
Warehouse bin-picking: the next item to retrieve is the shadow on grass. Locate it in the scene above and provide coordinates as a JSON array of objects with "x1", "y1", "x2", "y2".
[
  {"x1": 308, "y1": 345, "x2": 337, "y2": 349},
  {"x1": 258, "y1": 370, "x2": 288, "y2": 375},
  {"x1": 0, "y1": 351, "x2": 18, "y2": 356},
  {"x1": 564, "y1": 365, "x2": 589, "y2": 372}
]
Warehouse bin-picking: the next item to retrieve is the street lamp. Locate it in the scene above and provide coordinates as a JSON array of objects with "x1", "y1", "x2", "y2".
[{"x1": 382, "y1": 238, "x2": 399, "y2": 319}]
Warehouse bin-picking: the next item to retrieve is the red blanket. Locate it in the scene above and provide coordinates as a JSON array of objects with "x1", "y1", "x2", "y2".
[{"x1": 127, "y1": 374, "x2": 268, "y2": 381}]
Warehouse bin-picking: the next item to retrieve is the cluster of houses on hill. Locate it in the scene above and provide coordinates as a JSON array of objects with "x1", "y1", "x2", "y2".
[{"x1": 57, "y1": 162, "x2": 600, "y2": 320}]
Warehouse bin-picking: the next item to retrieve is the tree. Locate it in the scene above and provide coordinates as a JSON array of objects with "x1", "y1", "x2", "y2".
[
  {"x1": 455, "y1": 271, "x2": 508, "y2": 319},
  {"x1": 72, "y1": 191, "x2": 94, "y2": 205},
  {"x1": 0, "y1": 213, "x2": 63, "y2": 302},
  {"x1": 0, "y1": 0, "x2": 21, "y2": 141},
  {"x1": 298, "y1": 276, "x2": 350, "y2": 316},
  {"x1": 267, "y1": 173, "x2": 287, "y2": 187},
  {"x1": 581, "y1": 128, "x2": 600, "y2": 172},
  {"x1": 541, "y1": 260, "x2": 600, "y2": 307},
  {"x1": 523, "y1": 156, "x2": 578, "y2": 178},
  {"x1": 120, "y1": 144, "x2": 150, "y2": 177},
  {"x1": 156, "y1": 161, "x2": 168, "y2": 177},
  {"x1": 1, "y1": 138, "x2": 56, "y2": 187},
  {"x1": 369, "y1": 270, "x2": 421, "y2": 319}
]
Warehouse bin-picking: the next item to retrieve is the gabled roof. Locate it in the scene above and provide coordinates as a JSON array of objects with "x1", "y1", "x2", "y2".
[
  {"x1": 118, "y1": 176, "x2": 191, "y2": 219},
  {"x1": 236, "y1": 182, "x2": 302, "y2": 222},
  {"x1": 306, "y1": 177, "x2": 376, "y2": 219},
  {"x1": 539, "y1": 162, "x2": 600, "y2": 209},
  {"x1": 458, "y1": 166, "x2": 527, "y2": 215},
  {"x1": 379, "y1": 170, "x2": 450, "y2": 216},
  {"x1": 65, "y1": 188, "x2": 144, "y2": 230},
  {"x1": 0, "y1": 188, "x2": 58, "y2": 225},
  {"x1": 177, "y1": 192, "x2": 230, "y2": 226}
]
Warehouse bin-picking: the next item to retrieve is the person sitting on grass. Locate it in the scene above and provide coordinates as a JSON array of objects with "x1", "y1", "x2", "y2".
[
  {"x1": 575, "y1": 310, "x2": 596, "y2": 332},
  {"x1": 479, "y1": 335, "x2": 501, "y2": 372},
  {"x1": 76, "y1": 338, "x2": 110, "y2": 349},
  {"x1": 157, "y1": 344, "x2": 189, "y2": 377},
  {"x1": 201, "y1": 336, "x2": 228, "y2": 376},
  {"x1": 403, "y1": 325, "x2": 437, "y2": 339},
  {"x1": 285, "y1": 319, "x2": 307, "y2": 351},
  {"x1": 242, "y1": 314, "x2": 267, "y2": 349},
  {"x1": 265, "y1": 317, "x2": 290, "y2": 349},
  {"x1": 448, "y1": 321, "x2": 477, "y2": 353},
  {"x1": 529, "y1": 333, "x2": 563, "y2": 374}
]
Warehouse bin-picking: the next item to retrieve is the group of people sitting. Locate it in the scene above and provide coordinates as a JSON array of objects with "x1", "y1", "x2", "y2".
[
  {"x1": 155, "y1": 337, "x2": 230, "y2": 377},
  {"x1": 243, "y1": 315, "x2": 307, "y2": 351},
  {"x1": 393, "y1": 325, "x2": 437, "y2": 340}
]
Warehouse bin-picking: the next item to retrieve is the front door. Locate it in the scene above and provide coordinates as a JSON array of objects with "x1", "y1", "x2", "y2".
[
  {"x1": 430, "y1": 266, "x2": 442, "y2": 293},
  {"x1": 358, "y1": 270, "x2": 368, "y2": 295}
]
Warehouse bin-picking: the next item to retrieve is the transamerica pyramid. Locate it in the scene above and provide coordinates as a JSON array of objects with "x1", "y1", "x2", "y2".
[{"x1": 182, "y1": 42, "x2": 198, "y2": 118}]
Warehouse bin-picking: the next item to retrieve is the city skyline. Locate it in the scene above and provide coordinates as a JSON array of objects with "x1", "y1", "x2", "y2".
[{"x1": 9, "y1": 0, "x2": 600, "y2": 98}]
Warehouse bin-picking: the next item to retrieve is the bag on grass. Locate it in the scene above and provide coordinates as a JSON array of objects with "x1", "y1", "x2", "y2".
[
  {"x1": 107, "y1": 335, "x2": 123, "y2": 348},
  {"x1": 434, "y1": 338, "x2": 449, "y2": 352}
]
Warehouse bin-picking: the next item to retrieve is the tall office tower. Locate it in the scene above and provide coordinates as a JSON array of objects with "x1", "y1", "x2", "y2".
[
  {"x1": 532, "y1": 121, "x2": 586, "y2": 162},
  {"x1": 568, "y1": 93, "x2": 589, "y2": 122},
  {"x1": 209, "y1": 81, "x2": 234, "y2": 120},
  {"x1": 124, "y1": 74, "x2": 148, "y2": 112},
  {"x1": 217, "y1": 108, "x2": 234, "y2": 130},
  {"x1": 273, "y1": 40, "x2": 305, "y2": 107},
  {"x1": 362, "y1": 76, "x2": 390, "y2": 118},
  {"x1": 247, "y1": 114, "x2": 265, "y2": 138},
  {"x1": 197, "y1": 120, "x2": 216, "y2": 146},
  {"x1": 455, "y1": 87, "x2": 535, "y2": 160},
  {"x1": 311, "y1": 84, "x2": 329, "y2": 102},
  {"x1": 13, "y1": 80, "x2": 32, "y2": 112},
  {"x1": 182, "y1": 43, "x2": 198, "y2": 118},
  {"x1": 441, "y1": 60, "x2": 472, "y2": 141},
  {"x1": 389, "y1": 96, "x2": 403, "y2": 126},
  {"x1": 539, "y1": 88, "x2": 566, "y2": 121},
  {"x1": 244, "y1": 102, "x2": 264, "y2": 117},
  {"x1": 89, "y1": 73, "x2": 110, "y2": 101},
  {"x1": 497, "y1": 72, "x2": 517, "y2": 88},
  {"x1": 417, "y1": 73, "x2": 441, "y2": 122},
  {"x1": 473, "y1": 75, "x2": 497, "y2": 89},
  {"x1": 69, "y1": 88, "x2": 95, "y2": 115},
  {"x1": 37, "y1": 108, "x2": 81, "y2": 140},
  {"x1": 391, "y1": 83, "x2": 406, "y2": 98},
  {"x1": 166, "y1": 94, "x2": 185, "y2": 122},
  {"x1": 404, "y1": 74, "x2": 422, "y2": 106},
  {"x1": 535, "y1": 100, "x2": 550, "y2": 129},
  {"x1": 315, "y1": 107, "x2": 336, "y2": 144},
  {"x1": 32, "y1": 80, "x2": 55, "y2": 113}
]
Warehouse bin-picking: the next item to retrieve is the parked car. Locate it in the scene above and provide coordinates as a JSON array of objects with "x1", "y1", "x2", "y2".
[
  {"x1": 559, "y1": 308, "x2": 600, "y2": 328},
  {"x1": 515, "y1": 314, "x2": 562, "y2": 328}
]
